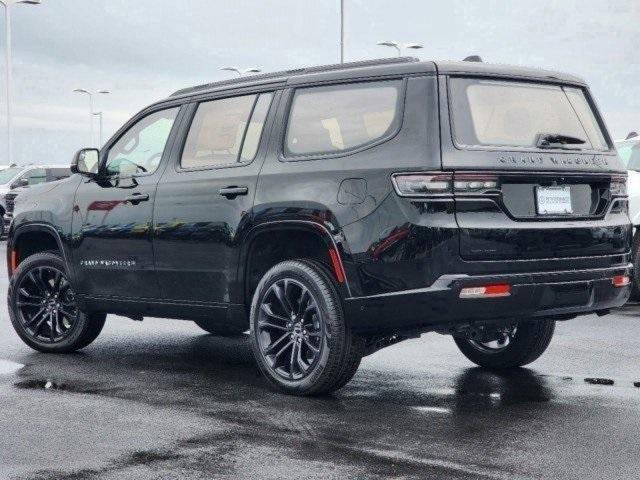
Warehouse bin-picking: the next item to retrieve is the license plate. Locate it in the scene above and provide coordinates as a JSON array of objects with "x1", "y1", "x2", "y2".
[{"x1": 535, "y1": 186, "x2": 572, "y2": 215}]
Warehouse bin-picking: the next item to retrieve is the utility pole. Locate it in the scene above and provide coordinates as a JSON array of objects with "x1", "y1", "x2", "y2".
[
  {"x1": 0, "y1": 0, "x2": 41, "y2": 164},
  {"x1": 340, "y1": 0, "x2": 344, "y2": 63}
]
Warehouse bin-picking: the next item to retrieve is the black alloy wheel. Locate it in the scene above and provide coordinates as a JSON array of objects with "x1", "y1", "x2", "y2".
[
  {"x1": 8, "y1": 252, "x2": 106, "y2": 353},
  {"x1": 454, "y1": 319, "x2": 556, "y2": 369},
  {"x1": 15, "y1": 265, "x2": 78, "y2": 344},
  {"x1": 256, "y1": 278, "x2": 324, "y2": 381},
  {"x1": 250, "y1": 260, "x2": 364, "y2": 396}
]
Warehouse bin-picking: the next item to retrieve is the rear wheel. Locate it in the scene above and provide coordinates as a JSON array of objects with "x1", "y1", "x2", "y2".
[
  {"x1": 453, "y1": 319, "x2": 555, "y2": 369},
  {"x1": 193, "y1": 320, "x2": 246, "y2": 337},
  {"x1": 250, "y1": 260, "x2": 362, "y2": 396},
  {"x1": 8, "y1": 252, "x2": 106, "y2": 353}
]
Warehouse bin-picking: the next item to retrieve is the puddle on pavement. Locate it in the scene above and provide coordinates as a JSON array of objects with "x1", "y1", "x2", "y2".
[
  {"x1": 14, "y1": 378, "x2": 112, "y2": 395},
  {"x1": 0, "y1": 359, "x2": 24, "y2": 375}
]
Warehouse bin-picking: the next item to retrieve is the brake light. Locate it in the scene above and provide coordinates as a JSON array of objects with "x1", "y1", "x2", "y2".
[
  {"x1": 610, "y1": 176, "x2": 627, "y2": 197},
  {"x1": 612, "y1": 275, "x2": 630, "y2": 287},
  {"x1": 460, "y1": 283, "x2": 511, "y2": 299},
  {"x1": 453, "y1": 174, "x2": 500, "y2": 193},
  {"x1": 392, "y1": 173, "x2": 452, "y2": 197}
]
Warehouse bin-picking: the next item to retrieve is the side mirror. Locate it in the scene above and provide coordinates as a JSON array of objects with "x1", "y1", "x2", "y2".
[{"x1": 71, "y1": 148, "x2": 100, "y2": 176}]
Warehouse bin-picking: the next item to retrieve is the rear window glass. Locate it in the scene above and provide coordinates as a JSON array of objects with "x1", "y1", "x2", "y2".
[
  {"x1": 449, "y1": 78, "x2": 609, "y2": 151},
  {"x1": 285, "y1": 80, "x2": 402, "y2": 157}
]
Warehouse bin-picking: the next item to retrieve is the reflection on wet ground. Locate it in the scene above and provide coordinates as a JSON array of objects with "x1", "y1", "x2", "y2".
[{"x1": 2, "y1": 306, "x2": 640, "y2": 478}]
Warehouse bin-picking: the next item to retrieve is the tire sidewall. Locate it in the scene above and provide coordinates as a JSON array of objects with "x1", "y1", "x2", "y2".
[
  {"x1": 8, "y1": 252, "x2": 92, "y2": 353},
  {"x1": 249, "y1": 261, "x2": 343, "y2": 395}
]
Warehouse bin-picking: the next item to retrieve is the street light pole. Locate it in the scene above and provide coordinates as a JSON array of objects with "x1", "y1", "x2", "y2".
[
  {"x1": 1, "y1": 0, "x2": 41, "y2": 165},
  {"x1": 92, "y1": 111, "x2": 103, "y2": 147},
  {"x1": 340, "y1": 0, "x2": 344, "y2": 63},
  {"x1": 73, "y1": 89, "x2": 109, "y2": 146}
]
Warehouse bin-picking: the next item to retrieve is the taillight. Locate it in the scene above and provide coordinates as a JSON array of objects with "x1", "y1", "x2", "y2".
[
  {"x1": 392, "y1": 173, "x2": 452, "y2": 197},
  {"x1": 610, "y1": 176, "x2": 627, "y2": 197},
  {"x1": 453, "y1": 174, "x2": 500, "y2": 194}
]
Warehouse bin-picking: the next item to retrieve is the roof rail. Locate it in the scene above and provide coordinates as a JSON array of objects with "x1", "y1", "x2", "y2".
[{"x1": 170, "y1": 56, "x2": 420, "y2": 97}]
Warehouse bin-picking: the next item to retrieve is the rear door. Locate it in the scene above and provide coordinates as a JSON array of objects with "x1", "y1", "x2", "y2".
[
  {"x1": 153, "y1": 91, "x2": 277, "y2": 305},
  {"x1": 442, "y1": 76, "x2": 630, "y2": 261}
]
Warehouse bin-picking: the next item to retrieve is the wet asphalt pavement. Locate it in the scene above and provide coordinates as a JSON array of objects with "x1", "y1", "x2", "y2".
[{"x1": 1, "y1": 244, "x2": 640, "y2": 479}]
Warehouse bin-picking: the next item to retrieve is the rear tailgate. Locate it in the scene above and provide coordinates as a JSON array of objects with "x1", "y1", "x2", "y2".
[{"x1": 442, "y1": 75, "x2": 630, "y2": 261}]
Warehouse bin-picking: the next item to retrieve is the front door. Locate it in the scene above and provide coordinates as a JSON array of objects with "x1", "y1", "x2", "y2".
[
  {"x1": 153, "y1": 92, "x2": 276, "y2": 305},
  {"x1": 71, "y1": 106, "x2": 181, "y2": 300}
]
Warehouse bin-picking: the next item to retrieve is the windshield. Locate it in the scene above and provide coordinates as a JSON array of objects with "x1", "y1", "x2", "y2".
[
  {"x1": 449, "y1": 78, "x2": 609, "y2": 151},
  {"x1": 615, "y1": 138, "x2": 640, "y2": 170},
  {"x1": 0, "y1": 167, "x2": 24, "y2": 185}
]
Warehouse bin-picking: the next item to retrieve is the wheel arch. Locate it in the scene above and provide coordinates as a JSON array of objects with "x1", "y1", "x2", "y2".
[
  {"x1": 239, "y1": 220, "x2": 351, "y2": 306},
  {"x1": 9, "y1": 223, "x2": 69, "y2": 276}
]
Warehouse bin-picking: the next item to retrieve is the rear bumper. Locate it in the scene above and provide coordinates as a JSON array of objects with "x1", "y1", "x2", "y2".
[{"x1": 343, "y1": 264, "x2": 632, "y2": 334}]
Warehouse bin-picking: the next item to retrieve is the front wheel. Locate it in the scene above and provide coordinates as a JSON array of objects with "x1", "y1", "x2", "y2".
[
  {"x1": 250, "y1": 260, "x2": 363, "y2": 396},
  {"x1": 8, "y1": 252, "x2": 106, "y2": 353},
  {"x1": 453, "y1": 319, "x2": 555, "y2": 369}
]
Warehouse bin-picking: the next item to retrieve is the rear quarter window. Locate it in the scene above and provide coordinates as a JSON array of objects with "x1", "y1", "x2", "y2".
[{"x1": 284, "y1": 80, "x2": 403, "y2": 158}]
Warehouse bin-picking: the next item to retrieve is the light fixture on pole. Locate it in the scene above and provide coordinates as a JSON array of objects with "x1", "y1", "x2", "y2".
[
  {"x1": 0, "y1": 0, "x2": 41, "y2": 165},
  {"x1": 376, "y1": 41, "x2": 423, "y2": 57},
  {"x1": 92, "y1": 111, "x2": 104, "y2": 147},
  {"x1": 73, "y1": 89, "x2": 109, "y2": 146},
  {"x1": 219, "y1": 66, "x2": 262, "y2": 77}
]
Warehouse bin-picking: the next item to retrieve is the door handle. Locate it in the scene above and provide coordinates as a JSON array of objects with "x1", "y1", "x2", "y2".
[
  {"x1": 218, "y1": 186, "x2": 248, "y2": 198},
  {"x1": 124, "y1": 193, "x2": 149, "y2": 204}
]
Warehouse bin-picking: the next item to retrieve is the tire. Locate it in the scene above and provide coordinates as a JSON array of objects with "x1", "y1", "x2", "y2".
[
  {"x1": 249, "y1": 259, "x2": 362, "y2": 396},
  {"x1": 630, "y1": 232, "x2": 640, "y2": 301},
  {"x1": 453, "y1": 319, "x2": 555, "y2": 369},
  {"x1": 193, "y1": 320, "x2": 246, "y2": 337},
  {"x1": 8, "y1": 252, "x2": 106, "y2": 353}
]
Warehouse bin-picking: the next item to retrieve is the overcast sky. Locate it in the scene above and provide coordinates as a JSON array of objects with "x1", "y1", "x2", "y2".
[{"x1": 0, "y1": 0, "x2": 639, "y2": 165}]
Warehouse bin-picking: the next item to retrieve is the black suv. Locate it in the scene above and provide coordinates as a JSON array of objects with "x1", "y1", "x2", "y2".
[{"x1": 7, "y1": 58, "x2": 631, "y2": 395}]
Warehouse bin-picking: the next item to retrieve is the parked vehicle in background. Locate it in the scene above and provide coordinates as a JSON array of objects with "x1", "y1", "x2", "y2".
[
  {"x1": 0, "y1": 166, "x2": 71, "y2": 236},
  {"x1": 615, "y1": 132, "x2": 640, "y2": 298},
  {"x1": 6, "y1": 58, "x2": 631, "y2": 396}
]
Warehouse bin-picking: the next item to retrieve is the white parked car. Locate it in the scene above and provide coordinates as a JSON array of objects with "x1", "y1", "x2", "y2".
[
  {"x1": 615, "y1": 132, "x2": 640, "y2": 298},
  {"x1": 0, "y1": 165, "x2": 71, "y2": 236}
]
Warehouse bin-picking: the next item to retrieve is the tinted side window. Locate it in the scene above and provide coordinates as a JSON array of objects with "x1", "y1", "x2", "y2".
[
  {"x1": 181, "y1": 93, "x2": 272, "y2": 169},
  {"x1": 105, "y1": 107, "x2": 179, "y2": 176},
  {"x1": 285, "y1": 80, "x2": 402, "y2": 157},
  {"x1": 23, "y1": 168, "x2": 47, "y2": 185},
  {"x1": 48, "y1": 168, "x2": 71, "y2": 181}
]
